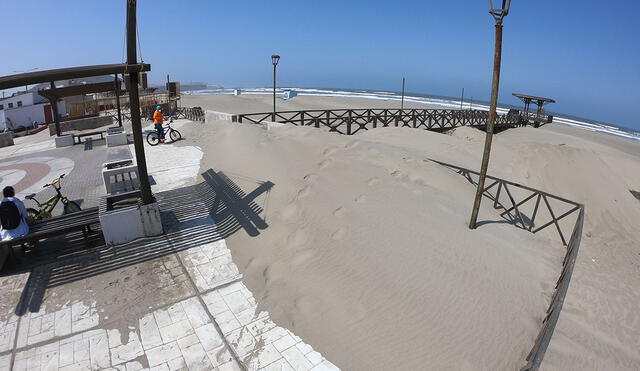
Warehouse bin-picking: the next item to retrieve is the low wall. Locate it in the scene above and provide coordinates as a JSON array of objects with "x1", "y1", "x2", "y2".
[
  {"x1": 205, "y1": 110, "x2": 236, "y2": 122},
  {"x1": 49, "y1": 116, "x2": 113, "y2": 136},
  {"x1": 0, "y1": 132, "x2": 14, "y2": 147}
]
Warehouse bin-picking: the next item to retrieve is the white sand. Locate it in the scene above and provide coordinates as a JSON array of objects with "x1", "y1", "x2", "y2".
[{"x1": 179, "y1": 94, "x2": 640, "y2": 370}]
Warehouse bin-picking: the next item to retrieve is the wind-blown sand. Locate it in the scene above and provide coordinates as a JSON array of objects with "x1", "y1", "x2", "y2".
[{"x1": 180, "y1": 94, "x2": 640, "y2": 370}]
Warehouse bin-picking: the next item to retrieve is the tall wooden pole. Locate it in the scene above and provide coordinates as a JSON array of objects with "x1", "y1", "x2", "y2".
[
  {"x1": 50, "y1": 81, "x2": 61, "y2": 136},
  {"x1": 126, "y1": 0, "x2": 153, "y2": 205},
  {"x1": 115, "y1": 74, "x2": 122, "y2": 127},
  {"x1": 469, "y1": 23, "x2": 503, "y2": 229},
  {"x1": 460, "y1": 88, "x2": 465, "y2": 110}
]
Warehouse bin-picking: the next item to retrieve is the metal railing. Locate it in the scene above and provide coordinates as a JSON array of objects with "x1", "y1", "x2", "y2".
[
  {"x1": 432, "y1": 160, "x2": 584, "y2": 371},
  {"x1": 235, "y1": 108, "x2": 526, "y2": 134}
]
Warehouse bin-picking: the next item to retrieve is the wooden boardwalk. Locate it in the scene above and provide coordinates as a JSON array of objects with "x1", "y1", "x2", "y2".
[{"x1": 235, "y1": 108, "x2": 531, "y2": 134}]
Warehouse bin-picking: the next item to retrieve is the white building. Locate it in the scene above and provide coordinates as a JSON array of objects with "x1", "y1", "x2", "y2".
[
  {"x1": 0, "y1": 75, "x2": 112, "y2": 131},
  {"x1": 0, "y1": 91, "x2": 66, "y2": 131}
]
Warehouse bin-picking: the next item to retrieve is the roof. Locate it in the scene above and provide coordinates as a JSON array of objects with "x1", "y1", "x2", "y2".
[
  {"x1": 38, "y1": 82, "x2": 123, "y2": 101},
  {"x1": 512, "y1": 93, "x2": 556, "y2": 104},
  {"x1": 0, "y1": 63, "x2": 150, "y2": 91}
]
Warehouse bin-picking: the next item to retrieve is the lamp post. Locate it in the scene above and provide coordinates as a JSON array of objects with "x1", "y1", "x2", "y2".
[
  {"x1": 400, "y1": 77, "x2": 405, "y2": 111},
  {"x1": 469, "y1": 0, "x2": 511, "y2": 229},
  {"x1": 271, "y1": 54, "x2": 280, "y2": 121}
]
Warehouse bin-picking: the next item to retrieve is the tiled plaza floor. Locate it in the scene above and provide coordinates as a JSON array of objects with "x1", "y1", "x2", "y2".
[{"x1": 0, "y1": 121, "x2": 339, "y2": 371}]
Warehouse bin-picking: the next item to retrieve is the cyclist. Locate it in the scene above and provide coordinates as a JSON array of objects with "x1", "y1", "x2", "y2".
[
  {"x1": 153, "y1": 105, "x2": 166, "y2": 144},
  {"x1": 0, "y1": 186, "x2": 29, "y2": 241}
]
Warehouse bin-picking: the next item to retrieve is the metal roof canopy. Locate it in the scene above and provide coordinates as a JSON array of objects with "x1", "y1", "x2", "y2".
[
  {"x1": 0, "y1": 63, "x2": 150, "y2": 91},
  {"x1": 512, "y1": 93, "x2": 556, "y2": 105},
  {"x1": 37, "y1": 81, "x2": 124, "y2": 101}
]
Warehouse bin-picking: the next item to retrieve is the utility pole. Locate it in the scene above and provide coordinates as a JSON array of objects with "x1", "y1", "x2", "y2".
[
  {"x1": 469, "y1": 0, "x2": 511, "y2": 229},
  {"x1": 126, "y1": 0, "x2": 153, "y2": 205},
  {"x1": 460, "y1": 88, "x2": 465, "y2": 110},
  {"x1": 50, "y1": 81, "x2": 61, "y2": 136},
  {"x1": 115, "y1": 74, "x2": 122, "y2": 127},
  {"x1": 401, "y1": 77, "x2": 405, "y2": 111}
]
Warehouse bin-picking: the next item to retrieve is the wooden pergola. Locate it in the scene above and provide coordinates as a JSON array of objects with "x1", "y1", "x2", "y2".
[
  {"x1": 0, "y1": 1, "x2": 153, "y2": 205},
  {"x1": 0, "y1": 64, "x2": 149, "y2": 136}
]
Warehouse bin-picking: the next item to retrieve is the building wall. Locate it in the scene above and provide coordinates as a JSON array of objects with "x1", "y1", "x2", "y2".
[
  {"x1": 0, "y1": 92, "x2": 36, "y2": 110},
  {"x1": 0, "y1": 110, "x2": 6, "y2": 131},
  {"x1": 1, "y1": 101, "x2": 66, "y2": 130}
]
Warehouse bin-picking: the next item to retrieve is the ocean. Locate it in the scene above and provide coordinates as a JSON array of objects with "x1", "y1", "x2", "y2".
[{"x1": 184, "y1": 87, "x2": 640, "y2": 142}]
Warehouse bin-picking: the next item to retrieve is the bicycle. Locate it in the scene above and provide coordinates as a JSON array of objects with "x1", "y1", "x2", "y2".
[
  {"x1": 25, "y1": 174, "x2": 82, "y2": 224},
  {"x1": 146, "y1": 118, "x2": 182, "y2": 146}
]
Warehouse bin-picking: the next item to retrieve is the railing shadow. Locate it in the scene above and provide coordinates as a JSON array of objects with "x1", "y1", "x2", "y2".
[{"x1": 5, "y1": 169, "x2": 273, "y2": 316}]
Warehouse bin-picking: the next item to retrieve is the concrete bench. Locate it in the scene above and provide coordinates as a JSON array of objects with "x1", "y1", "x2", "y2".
[
  {"x1": 74, "y1": 131, "x2": 105, "y2": 144},
  {"x1": 0, "y1": 207, "x2": 101, "y2": 271},
  {"x1": 102, "y1": 159, "x2": 140, "y2": 194}
]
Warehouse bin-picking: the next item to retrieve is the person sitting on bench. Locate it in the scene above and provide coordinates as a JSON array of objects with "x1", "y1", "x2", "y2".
[{"x1": 0, "y1": 186, "x2": 29, "y2": 241}]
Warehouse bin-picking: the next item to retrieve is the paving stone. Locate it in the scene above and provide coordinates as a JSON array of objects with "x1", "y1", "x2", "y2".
[
  {"x1": 167, "y1": 356, "x2": 187, "y2": 371},
  {"x1": 206, "y1": 344, "x2": 234, "y2": 367},
  {"x1": 54, "y1": 308, "x2": 72, "y2": 337},
  {"x1": 146, "y1": 342, "x2": 183, "y2": 367},
  {"x1": 139, "y1": 313, "x2": 163, "y2": 350},
  {"x1": 180, "y1": 341, "x2": 213, "y2": 371},
  {"x1": 245, "y1": 344, "x2": 283, "y2": 370},
  {"x1": 282, "y1": 346, "x2": 313, "y2": 371},
  {"x1": 109, "y1": 331, "x2": 144, "y2": 366},
  {"x1": 89, "y1": 332, "x2": 111, "y2": 369},
  {"x1": 195, "y1": 324, "x2": 224, "y2": 352},
  {"x1": 59, "y1": 342, "x2": 74, "y2": 367},
  {"x1": 309, "y1": 360, "x2": 340, "y2": 371},
  {"x1": 167, "y1": 303, "x2": 188, "y2": 324},
  {"x1": 159, "y1": 319, "x2": 194, "y2": 344},
  {"x1": 181, "y1": 298, "x2": 210, "y2": 329}
]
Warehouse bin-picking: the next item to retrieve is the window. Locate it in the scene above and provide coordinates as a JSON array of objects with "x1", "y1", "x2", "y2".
[
  {"x1": 0, "y1": 104, "x2": 3, "y2": 110},
  {"x1": 17, "y1": 101, "x2": 22, "y2": 107},
  {"x1": 8, "y1": 103, "x2": 13, "y2": 108}
]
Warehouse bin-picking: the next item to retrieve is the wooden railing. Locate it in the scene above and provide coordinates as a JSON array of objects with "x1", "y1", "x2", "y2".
[
  {"x1": 235, "y1": 108, "x2": 527, "y2": 134},
  {"x1": 174, "y1": 106, "x2": 205, "y2": 122},
  {"x1": 431, "y1": 160, "x2": 584, "y2": 371}
]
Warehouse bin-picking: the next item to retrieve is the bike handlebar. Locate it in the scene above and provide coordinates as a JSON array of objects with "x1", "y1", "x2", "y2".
[{"x1": 43, "y1": 174, "x2": 65, "y2": 188}]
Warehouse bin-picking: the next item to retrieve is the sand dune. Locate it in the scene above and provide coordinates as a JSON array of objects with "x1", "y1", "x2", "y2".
[{"x1": 178, "y1": 94, "x2": 640, "y2": 370}]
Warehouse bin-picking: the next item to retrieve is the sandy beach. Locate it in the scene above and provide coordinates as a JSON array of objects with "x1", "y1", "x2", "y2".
[{"x1": 177, "y1": 93, "x2": 640, "y2": 370}]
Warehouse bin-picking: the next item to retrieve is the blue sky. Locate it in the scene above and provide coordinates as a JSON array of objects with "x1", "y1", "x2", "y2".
[{"x1": 1, "y1": 1, "x2": 639, "y2": 130}]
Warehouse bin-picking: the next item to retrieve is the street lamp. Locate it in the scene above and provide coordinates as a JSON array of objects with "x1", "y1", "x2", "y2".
[
  {"x1": 469, "y1": 0, "x2": 511, "y2": 229},
  {"x1": 271, "y1": 54, "x2": 280, "y2": 121}
]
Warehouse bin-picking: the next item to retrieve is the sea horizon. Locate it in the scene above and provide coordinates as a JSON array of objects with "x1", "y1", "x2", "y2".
[{"x1": 184, "y1": 86, "x2": 640, "y2": 142}]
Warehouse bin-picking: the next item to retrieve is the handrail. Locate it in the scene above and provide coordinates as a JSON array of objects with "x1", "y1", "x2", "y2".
[
  {"x1": 431, "y1": 159, "x2": 584, "y2": 371},
  {"x1": 235, "y1": 108, "x2": 529, "y2": 134}
]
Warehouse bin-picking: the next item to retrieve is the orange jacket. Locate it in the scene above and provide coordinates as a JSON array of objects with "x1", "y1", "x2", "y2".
[{"x1": 153, "y1": 110, "x2": 164, "y2": 124}]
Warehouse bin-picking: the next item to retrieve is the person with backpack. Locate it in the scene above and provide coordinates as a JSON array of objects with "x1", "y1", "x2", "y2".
[
  {"x1": 0, "y1": 186, "x2": 29, "y2": 241},
  {"x1": 153, "y1": 105, "x2": 165, "y2": 144}
]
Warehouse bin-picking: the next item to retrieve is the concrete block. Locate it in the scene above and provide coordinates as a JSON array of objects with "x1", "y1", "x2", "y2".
[
  {"x1": 140, "y1": 202, "x2": 163, "y2": 237},
  {"x1": 102, "y1": 162, "x2": 139, "y2": 194},
  {"x1": 106, "y1": 132, "x2": 128, "y2": 147},
  {"x1": 205, "y1": 111, "x2": 235, "y2": 122},
  {"x1": 55, "y1": 135, "x2": 74, "y2": 148},
  {"x1": 0, "y1": 132, "x2": 14, "y2": 148},
  {"x1": 99, "y1": 192, "x2": 163, "y2": 246},
  {"x1": 106, "y1": 126, "x2": 124, "y2": 135},
  {"x1": 99, "y1": 203, "x2": 144, "y2": 246}
]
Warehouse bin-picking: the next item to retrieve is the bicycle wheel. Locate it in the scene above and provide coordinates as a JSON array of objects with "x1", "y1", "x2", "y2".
[
  {"x1": 26, "y1": 208, "x2": 39, "y2": 225},
  {"x1": 146, "y1": 131, "x2": 160, "y2": 146},
  {"x1": 169, "y1": 129, "x2": 181, "y2": 142},
  {"x1": 63, "y1": 201, "x2": 82, "y2": 214}
]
